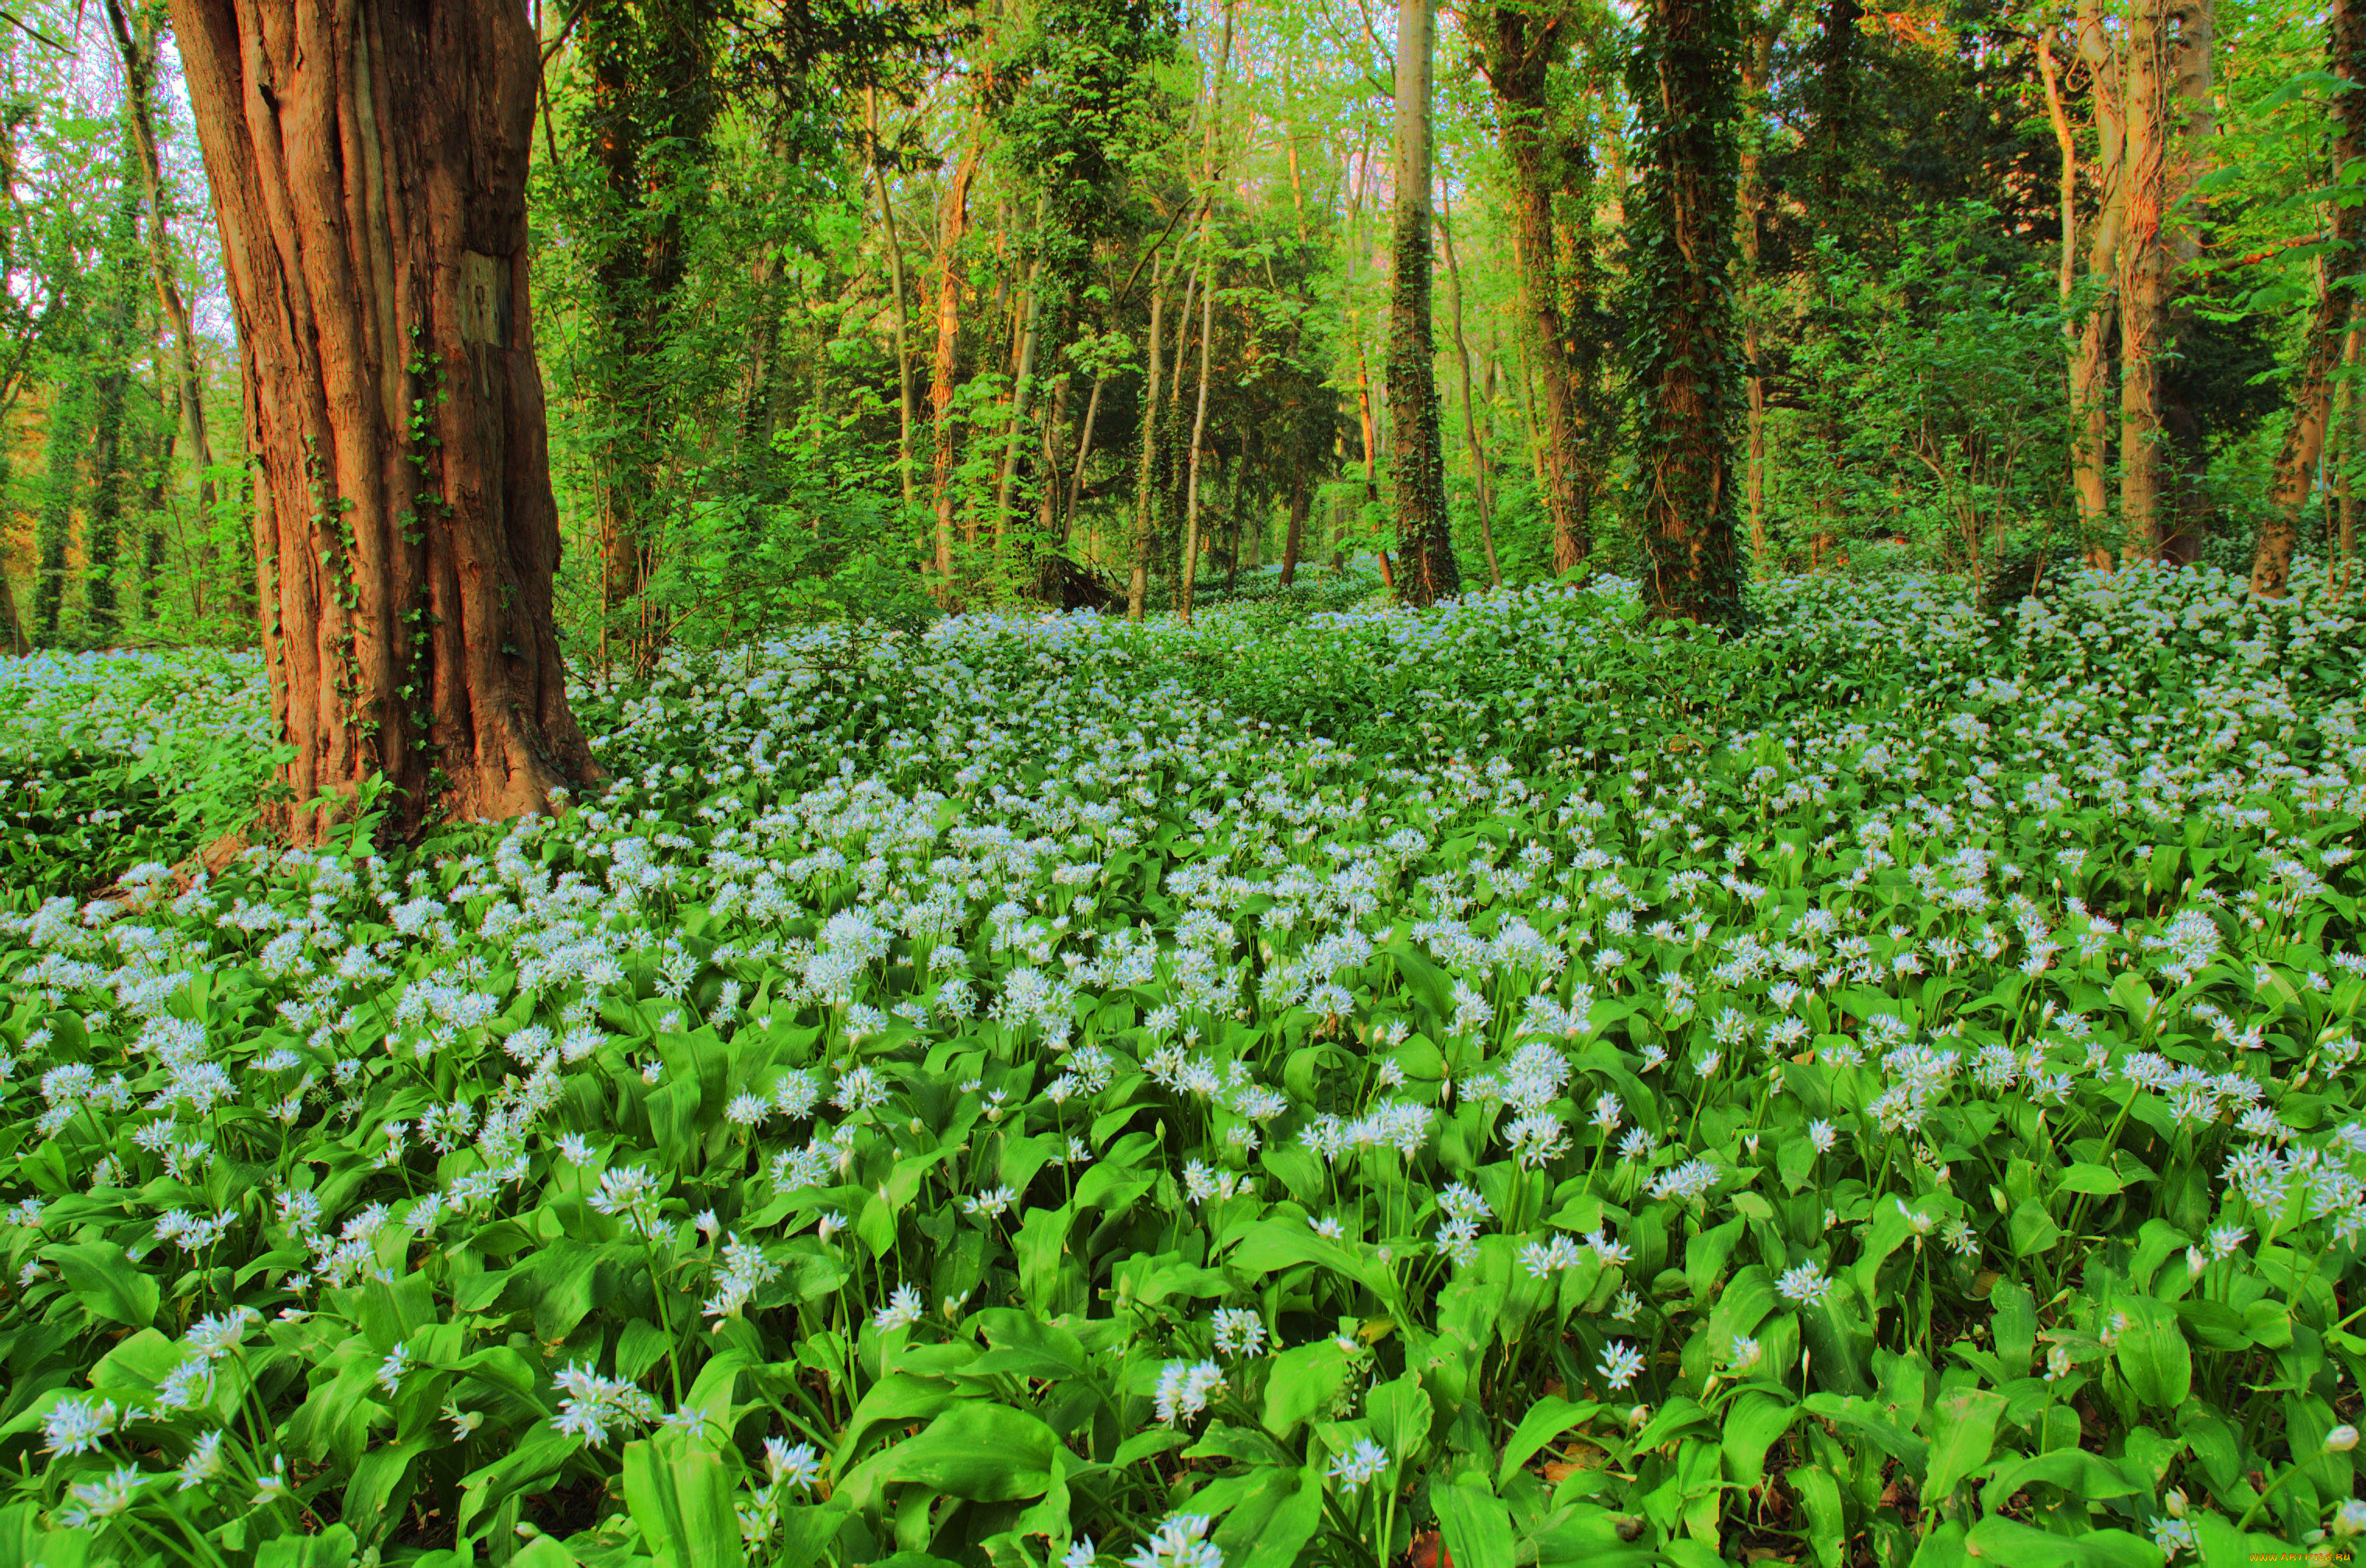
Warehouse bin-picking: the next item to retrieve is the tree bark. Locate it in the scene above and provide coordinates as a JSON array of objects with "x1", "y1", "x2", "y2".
[
  {"x1": 170, "y1": 0, "x2": 596, "y2": 839},
  {"x1": 1389, "y1": 0, "x2": 1458, "y2": 605},
  {"x1": 2254, "y1": 0, "x2": 2362, "y2": 596},
  {"x1": 1631, "y1": 0, "x2": 1744, "y2": 623}
]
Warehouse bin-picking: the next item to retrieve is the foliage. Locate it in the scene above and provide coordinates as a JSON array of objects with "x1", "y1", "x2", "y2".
[{"x1": 2, "y1": 571, "x2": 2364, "y2": 1566}]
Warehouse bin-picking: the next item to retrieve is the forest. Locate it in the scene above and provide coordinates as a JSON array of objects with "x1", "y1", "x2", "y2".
[{"x1": 0, "y1": 0, "x2": 2361, "y2": 1565}]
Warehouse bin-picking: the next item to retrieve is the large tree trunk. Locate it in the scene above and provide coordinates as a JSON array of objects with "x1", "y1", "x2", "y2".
[
  {"x1": 1631, "y1": 0, "x2": 1743, "y2": 623},
  {"x1": 171, "y1": 0, "x2": 596, "y2": 840},
  {"x1": 1476, "y1": 0, "x2": 1587, "y2": 575},
  {"x1": 1389, "y1": 0, "x2": 1459, "y2": 606},
  {"x1": 2254, "y1": 0, "x2": 2363, "y2": 596}
]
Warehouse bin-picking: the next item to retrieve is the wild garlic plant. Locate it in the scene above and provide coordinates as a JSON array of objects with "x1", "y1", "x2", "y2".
[{"x1": 0, "y1": 564, "x2": 2361, "y2": 1567}]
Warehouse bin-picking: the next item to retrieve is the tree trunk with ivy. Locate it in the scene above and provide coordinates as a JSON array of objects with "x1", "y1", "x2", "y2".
[
  {"x1": 2254, "y1": 0, "x2": 2364, "y2": 595},
  {"x1": 171, "y1": 0, "x2": 598, "y2": 840},
  {"x1": 1388, "y1": 0, "x2": 1459, "y2": 606},
  {"x1": 1629, "y1": 0, "x2": 1744, "y2": 624},
  {"x1": 1477, "y1": 0, "x2": 1589, "y2": 577}
]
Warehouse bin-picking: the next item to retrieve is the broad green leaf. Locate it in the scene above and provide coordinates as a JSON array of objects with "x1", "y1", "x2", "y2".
[
  {"x1": 1922, "y1": 1387, "x2": 2005, "y2": 1502},
  {"x1": 42, "y1": 1241, "x2": 158, "y2": 1327},
  {"x1": 1435, "y1": 1474, "x2": 1516, "y2": 1568}
]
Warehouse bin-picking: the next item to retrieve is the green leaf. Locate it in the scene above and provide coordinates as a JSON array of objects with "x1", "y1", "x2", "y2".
[
  {"x1": 41, "y1": 1241, "x2": 159, "y2": 1327},
  {"x1": 2112, "y1": 1297, "x2": 2192, "y2": 1412},
  {"x1": 1922, "y1": 1387, "x2": 2005, "y2": 1502},
  {"x1": 622, "y1": 1426, "x2": 748, "y2": 1568},
  {"x1": 2057, "y1": 1163, "x2": 2125, "y2": 1197},
  {"x1": 1435, "y1": 1474, "x2": 1516, "y2": 1568},
  {"x1": 1497, "y1": 1395, "x2": 1601, "y2": 1488},
  {"x1": 856, "y1": 1401, "x2": 1059, "y2": 1506}
]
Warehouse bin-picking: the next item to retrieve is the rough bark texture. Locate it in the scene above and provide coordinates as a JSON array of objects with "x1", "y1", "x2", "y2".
[
  {"x1": 2254, "y1": 0, "x2": 2366, "y2": 595},
  {"x1": 1630, "y1": 0, "x2": 1744, "y2": 624},
  {"x1": 1476, "y1": 0, "x2": 1588, "y2": 575},
  {"x1": 1388, "y1": 0, "x2": 1459, "y2": 606},
  {"x1": 170, "y1": 0, "x2": 597, "y2": 839}
]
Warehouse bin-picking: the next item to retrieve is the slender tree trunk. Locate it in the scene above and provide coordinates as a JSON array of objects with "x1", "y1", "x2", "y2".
[
  {"x1": 2074, "y1": 0, "x2": 2125, "y2": 545},
  {"x1": 1738, "y1": 8, "x2": 1779, "y2": 576},
  {"x1": 0, "y1": 567, "x2": 24, "y2": 655},
  {"x1": 1279, "y1": 471, "x2": 1309, "y2": 585},
  {"x1": 2337, "y1": 311, "x2": 2356, "y2": 596},
  {"x1": 107, "y1": 0, "x2": 224, "y2": 619},
  {"x1": 171, "y1": 0, "x2": 597, "y2": 839},
  {"x1": 1179, "y1": 271, "x2": 1218, "y2": 624},
  {"x1": 994, "y1": 257, "x2": 1044, "y2": 558},
  {"x1": 1437, "y1": 189, "x2": 1500, "y2": 588},
  {"x1": 1127, "y1": 262, "x2": 1167, "y2": 619},
  {"x1": 928, "y1": 135, "x2": 983, "y2": 598},
  {"x1": 867, "y1": 89, "x2": 917, "y2": 515},
  {"x1": 1389, "y1": 0, "x2": 1457, "y2": 605},
  {"x1": 84, "y1": 170, "x2": 141, "y2": 642},
  {"x1": 2120, "y1": 0, "x2": 2180, "y2": 559},
  {"x1": 1179, "y1": 5, "x2": 1237, "y2": 625},
  {"x1": 1063, "y1": 372, "x2": 1104, "y2": 533},
  {"x1": 1631, "y1": 0, "x2": 1743, "y2": 623},
  {"x1": 33, "y1": 369, "x2": 89, "y2": 644},
  {"x1": 2255, "y1": 0, "x2": 2361, "y2": 595},
  {"x1": 1478, "y1": 0, "x2": 1587, "y2": 575}
]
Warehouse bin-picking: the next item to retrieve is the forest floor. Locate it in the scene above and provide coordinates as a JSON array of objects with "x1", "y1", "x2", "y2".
[{"x1": 0, "y1": 564, "x2": 2362, "y2": 1566}]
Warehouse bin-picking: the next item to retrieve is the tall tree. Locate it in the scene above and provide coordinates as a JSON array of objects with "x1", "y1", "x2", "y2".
[
  {"x1": 81, "y1": 127, "x2": 146, "y2": 641},
  {"x1": 1475, "y1": 0, "x2": 1591, "y2": 576},
  {"x1": 105, "y1": 0, "x2": 223, "y2": 617},
  {"x1": 2119, "y1": 0, "x2": 2212, "y2": 558},
  {"x1": 1629, "y1": 0, "x2": 1744, "y2": 621},
  {"x1": 1389, "y1": 0, "x2": 1459, "y2": 604},
  {"x1": 2072, "y1": 0, "x2": 2125, "y2": 540},
  {"x1": 571, "y1": 0, "x2": 722, "y2": 632},
  {"x1": 2253, "y1": 0, "x2": 2365, "y2": 596},
  {"x1": 170, "y1": 0, "x2": 596, "y2": 838}
]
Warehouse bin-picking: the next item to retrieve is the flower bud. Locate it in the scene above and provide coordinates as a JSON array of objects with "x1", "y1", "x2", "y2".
[{"x1": 2326, "y1": 1424, "x2": 2359, "y2": 1453}]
